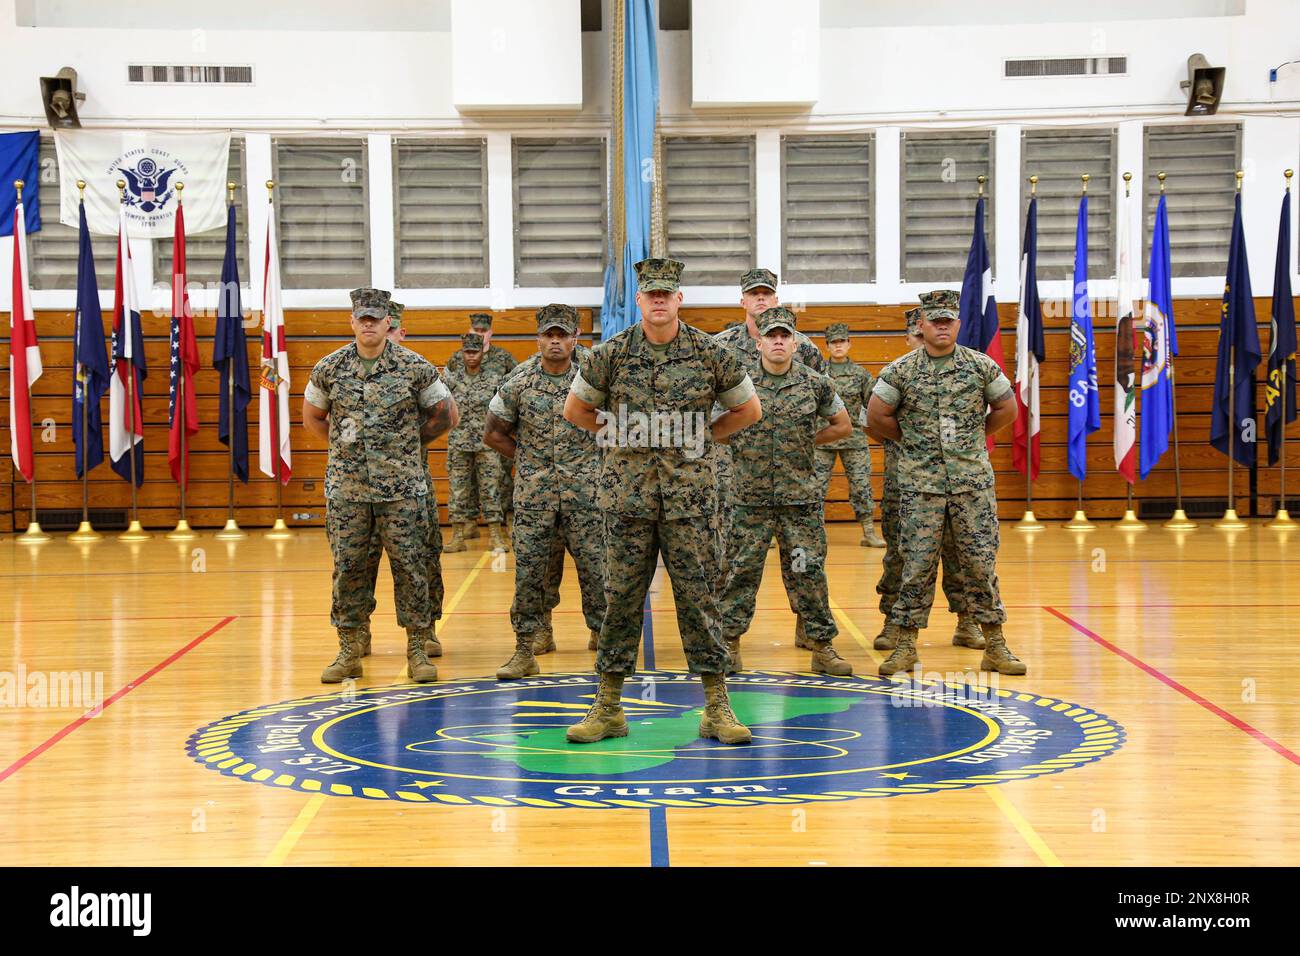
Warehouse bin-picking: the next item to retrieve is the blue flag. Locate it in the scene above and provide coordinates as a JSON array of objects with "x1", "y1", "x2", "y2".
[
  {"x1": 0, "y1": 131, "x2": 40, "y2": 236},
  {"x1": 1067, "y1": 195, "x2": 1100, "y2": 480},
  {"x1": 213, "y1": 204, "x2": 251, "y2": 482},
  {"x1": 599, "y1": 0, "x2": 659, "y2": 340},
  {"x1": 73, "y1": 201, "x2": 109, "y2": 477},
  {"x1": 1210, "y1": 192, "x2": 1262, "y2": 467},
  {"x1": 1265, "y1": 189, "x2": 1296, "y2": 467},
  {"x1": 1139, "y1": 194, "x2": 1176, "y2": 479}
]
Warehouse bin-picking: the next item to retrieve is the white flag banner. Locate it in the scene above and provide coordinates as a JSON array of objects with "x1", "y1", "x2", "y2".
[{"x1": 54, "y1": 131, "x2": 231, "y2": 238}]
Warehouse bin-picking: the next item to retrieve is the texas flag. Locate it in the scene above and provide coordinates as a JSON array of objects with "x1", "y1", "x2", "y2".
[
  {"x1": 9, "y1": 189, "x2": 43, "y2": 482},
  {"x1": 959, "y1": 194, "x2": 1006, "y2": 450}
]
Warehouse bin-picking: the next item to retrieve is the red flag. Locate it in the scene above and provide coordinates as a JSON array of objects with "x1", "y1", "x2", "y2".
[
  {"x1": 167, "y1": 203, "x2": 201, "y2": 486},
  {"x1": 259, "y1": 213, "x2": 292, "y2": 484},
  {"x1": 9, "y1": 195, "x2": 43, "y2": 482}
]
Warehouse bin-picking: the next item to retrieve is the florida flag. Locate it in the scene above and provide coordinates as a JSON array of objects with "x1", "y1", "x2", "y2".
[
  {"x1": 9, "y1": 190, "x2": 43, "y2": 482},
  {"x1": 259, "y1": 213, "x2": 292, "y2": 484},
  {"x1": 109, "y1": 203, "x2": 147, "y2": 485}
]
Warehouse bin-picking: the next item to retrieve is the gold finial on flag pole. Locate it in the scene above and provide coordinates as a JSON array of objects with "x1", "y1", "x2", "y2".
[
  {"x1": 977, "y1": 174, "x2": 985, "y2": 197},
  {"x1": 227, "y1": 180, "x2": 236, "y2": 204},
  {"x1": 1028, "y1": 174, "x2": 1037, "y2": 196},
  {"x1": 76, "y1": 179, "x2": 86, "y2": 200},
  {"x1": 14, "y1": 179, "x2": 23, "y2": 201},
  {"x1": 1123, "y1": 170, "x2": 1132, "y2": 198},
  {"x1": 1081, "y1": 173, "x2": 1089, "y2": 195},
  {"x1": 1235, "y1": 169, "x2": 1244, "y2": 192}
]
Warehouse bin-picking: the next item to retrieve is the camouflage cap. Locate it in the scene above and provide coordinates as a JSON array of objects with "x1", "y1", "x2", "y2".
[
  {"x1": 824, "y1": 322, "x2": 851, "y2": 343},
  {"x1": 919, "y1": 288, "x2": 960, "y2": 321},
  {"x1": 635, "y1": 257, "x2": 685, "y2": 293},
  {"x1": 536, "y1": 303, "x2": 579, "y2": 335},
  {"x1": 462, "y1": 331, "x2": 485, "y2": 351},
  {"x1": 756, "y1": 306, "x2": 798, "y2": 336},
  {"x1": 350, "y1": 287, "x2": 391, "y2": 320},
  {"x1": 387, "y1": 300, "x2": 405, "y2": 330},
  {"x1": 904, "y1": 306, "x2": 925, "y2": 335},
  {"x1": 468, "y1": 312, "x2": 493, "y2": 331},
  {"x1": 740, "y1": 267, "x2": 778, "y2": 293}
]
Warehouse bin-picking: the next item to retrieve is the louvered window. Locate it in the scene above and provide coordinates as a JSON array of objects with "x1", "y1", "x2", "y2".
[
  {"x1": 272, "y1": 139, "x2": 370, "y2": 289},
  {"x1": 512, "y1": 138, "x2": 606, "y2": 286},
  {"x1": 781, "y1": 134, "x2": 873, "y2": 283},
  {"x1": 1021, "y1": 129, "x2": 1117, "y2": 280},
  {"x1": 1143, "y1": 124, "x2": 1242, "y2": 278},
  {"x1": 663, "y1": 137, "x2": 755, "y2": 286},
  {"x1": 155, "y1": 139, "x2": 248, "y2": 285},
  {"x1": 395, "y1": 138, "x2": 488, "y2": 288},
  {"x1": 900, "y1": 130, "x2": 994, "y2": 283},
  {"x1": 27, "y1": 136, "x2": 118, "y2": 291}
]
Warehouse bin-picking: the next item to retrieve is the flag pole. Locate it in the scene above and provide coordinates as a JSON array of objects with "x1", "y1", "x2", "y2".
[
  {"x1": 14, "y1": 181, "x2": 50, "y2": 544},
  {"x1": 1216, "y1": 170, "x2": 1249, "y2": 529},
  {"x1": 68, "y1": 179, "x2": 102, "y2": 543},
  {"x1": 117, "y1": 179, "x2": 152, "y2": 542},
  {"x1": 264, "y1": 179, "x2": 294, "y2": 540},
  {"x1": 216, "y1": 181, "x2": 248, "y2": 541},
  {"x1": 1066, "y1": 173, "x2": 1096, "y2": 531},
  {"x1": 1117, "y1": 172, "x2": 1147, "y2": 531},
  {"x1": 1017, "y1": 175, "x2": 1044, "y2": 531},
  {"x1": 1267, "y1": 168, "x2": 1297, "y2": 531},
  {"x1": 1153, "y1": 172, "x2": 1196, "y2": 530},
  {"x1": 167, "y1": 183, "x2": 198, "y2": 541}
]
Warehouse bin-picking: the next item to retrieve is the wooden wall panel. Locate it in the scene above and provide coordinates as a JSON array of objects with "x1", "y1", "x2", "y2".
[{"x1": 2, "y1": 299, "x2": 1297, "y2": 531}]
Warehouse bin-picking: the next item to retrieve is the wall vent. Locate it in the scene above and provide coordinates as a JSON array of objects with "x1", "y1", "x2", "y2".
[
  {"x1": 127, "y1": 64, "x2": 254, "y2": 85},
  {"x1": 1005, "y1": 56, "x2": 1127, "y2": 79}
]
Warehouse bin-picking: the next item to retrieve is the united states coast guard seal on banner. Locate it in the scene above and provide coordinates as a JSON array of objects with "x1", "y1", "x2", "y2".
[{"x1": 188, "y1": 672, "x2": 1124, "y2": 809}]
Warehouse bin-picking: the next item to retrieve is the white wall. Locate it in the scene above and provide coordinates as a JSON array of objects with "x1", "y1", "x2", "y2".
[{"x1": 2, "y1": 0, "x2": 1298, "y2": 312}]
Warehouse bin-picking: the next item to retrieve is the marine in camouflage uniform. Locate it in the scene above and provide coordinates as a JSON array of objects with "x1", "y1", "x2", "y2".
[
  {"x1": 564, "y1": 257, "x2": 760, "y2": 746},
  {"x1": 358, "y1": 300, "x2": 449, "y2": 661},
  {"x1": 814, "y1": 322, "x2": 884, "y2": 549},
  {"x1": 485, "y1": 305, "x2": 606, "y2": 680},
  {"x1": 874, "y1": 301, "x2": 980, "y2": 654},
  {"x1": 445, "y1": 313, "x2": 517, "y2": 534},
  {"x1": 444, "y1": 331, "x2": 510, "y2": 552},
  {"x1": 869, "y1": 290, "x2": 1026, "y2": 677},
  {"x1": 718, "y1": 307, "x2": 855, "y2": 677},
  {"x1": 303, "y1": 287, "x2": 451, "y2": 684},
  {"x1": 712, "y1": 268, "x2": 826, "y2": 636}
]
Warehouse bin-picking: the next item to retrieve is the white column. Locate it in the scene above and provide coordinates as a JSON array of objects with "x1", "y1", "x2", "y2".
[
  {"x1": 1116, "y1": 120, "x2": 1144, "y2": 283},
  {"x1": 755, "y1": 129, "x2": 781, "y2": 274},
  {"x1": 485, "y1": 131, "x2": 515, "y2": 309},
  {"x1": 874, "y1": 126, "x2": 901, "y2": 303},
  {"x1": 993, "y1": 124, "x2": 1020, "y2": 303},
  {"x1": 244, "y1": 133, "x2": 273, "y2": 313},
  {"x1": 368, "y1": 134, "x2": 396, "y2": 291}
]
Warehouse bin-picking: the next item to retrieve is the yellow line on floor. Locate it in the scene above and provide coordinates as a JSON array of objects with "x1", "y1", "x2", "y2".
[
  {"x1": 263, "y1": 551, "x2": 494, "y2": 865},
  {"x1": 395, "y1": 549, "x2": 494, "y2": 680},
  {"x1": 828, "y1": 596, "x2": 884, "y2": 667},
  {"x1": 262, "y1": 794, "x2": 326, "y2": 866},
  {"x1": 985, "y1": 786, "x2": 1064, "y2": 867}
]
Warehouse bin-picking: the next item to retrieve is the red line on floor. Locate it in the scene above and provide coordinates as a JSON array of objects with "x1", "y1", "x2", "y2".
[
  {"x1": 0, "y1": 616, "x2": 237, "y2": 785},
  {"x1": 1042, "y1": 605, "x2": 1300, "y2": 769}
]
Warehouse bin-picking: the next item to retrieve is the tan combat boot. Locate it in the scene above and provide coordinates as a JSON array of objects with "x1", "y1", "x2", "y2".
[
  {"x1": 406, "y1": 630, "x2": 438, "y2": 683},
  {"x1": 980, "y1": 624, "x2": 1027, "y2": 675},
  {"x1": 424, "y1": 621, "x2": 442, "y2": 658},
  {"x1": 878, "y1": 626, "x2": 919, "y2": 677},
  {"x1": 321, "y1": 628, "x2": 364, "y2": 683},
  {"x1": 587, "y1": 629, "x2": 600, "y2": 651},
  {"x1": 466, "y1": 521, "x2": 480, "y2": 539},
  {"x1": 566, "y1": 673, "x2": 629, "y2": 743},
  {"x1": 531, "y1": 624, "x2": 556, "y2": 655},
  {"x1": 794, "y1": 615, "x2": 815, "y2": 649},
  {"x1": 444, "y1": 522, "x2": 467, "y2": 553},
  {"x1": 725, "y1": 637, "x2": 742, "y2": 674},
  {"x1": 699, "y1": 673, "x2": 752, "y2": 744},
  {"x1": 357, "y1": 622, "x2": 372, "y2": 658},
  {"x1": 952, "y1": 613, "x2": 986, "y2": 649},
  {"x1": 811, "y1": 642, "x2": 854, "y2": 676},
  {"x1": 873, "y1": 622, "x2": 898, "y2": 651},
  {"x1": 488, "y1": 522, "x2": 509, "y2": 551},
  {"x1": 859, "y1": 518, "x2": 885, "y2": 548},
  {"x1": 496, "y1": 634, "x2": 540, "y2": 681}
]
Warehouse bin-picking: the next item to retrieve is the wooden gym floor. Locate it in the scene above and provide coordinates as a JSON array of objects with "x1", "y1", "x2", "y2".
[{"x1": 0, "y1": 520, "x2": 1297, "y2": 867}]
